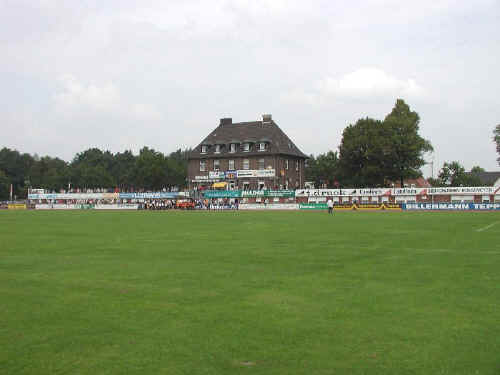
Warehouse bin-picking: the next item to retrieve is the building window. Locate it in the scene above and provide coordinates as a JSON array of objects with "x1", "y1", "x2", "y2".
[
  {"x1": 214, "y1": 159, "x2": 220, "y2": 170},
  {"x1": 200, "y1": 160, "x2": 206, "y2": 171},
  {"x1": 285, "y1": 160, "x2": 289, "y2": 170},
  {"x1": 215, "y1": 145, "x2": 221, "y2": 153},
  {"x1": 296, "y1": 160, "x2": 299, "y2": 171},
  {"x1": 259, "y1": 158, "x2": 265, "y2": 170},
  {"x1": 259, "y1": 142, "x2": 267, "y2": 151},
  {"x1": 229, "y1": 159, "x2": 235, "y2": 170},
  {"x1": 243, "y1": 143, "x2": 250, "y2": 152},
  {"x1": 243, "y1": 159, "x2": 250, "y2": 170},
  {"x1": 230, "y1": 143, "x2": 236, "y2": 153},
  {"x1": 201, "y1": 145, "x2": 207, "y2": 154}
]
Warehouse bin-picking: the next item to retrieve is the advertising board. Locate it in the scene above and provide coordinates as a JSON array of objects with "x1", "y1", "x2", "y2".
[
  {"x1": 239, "y1": 203, "x2": 299, "y2": 210},
  {"x1": 95, "y1": 204, "x2": 139, "y2": 210},
  {"x1": 236, "y1": 169, "x2": 275, "y2": 178},
  {"x1": 8, "y1": 204, "x2": 26, "y2": 210},
  {"x1": 403, "y1": 203, "x2": 500, "y2": 210}
]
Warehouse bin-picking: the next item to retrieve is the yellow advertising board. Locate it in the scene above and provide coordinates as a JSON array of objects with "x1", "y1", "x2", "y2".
[{"x1": 8, "y1": 204, "x2": 27, "y2": 210}]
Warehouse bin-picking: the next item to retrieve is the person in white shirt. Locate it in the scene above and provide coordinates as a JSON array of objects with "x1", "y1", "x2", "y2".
[{"x1": 327, "y1": 199, "x2": 334, "y2": 214}]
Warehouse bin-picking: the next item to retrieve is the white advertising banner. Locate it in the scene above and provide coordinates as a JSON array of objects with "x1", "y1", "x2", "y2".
[
  {"x1": 237, "y1": 169, "x2": 275, "y2": 178},
  {"x1": 295, "y1": 189, "x2": 355, "y2": 197},
  {"x1": 428, "y1": 187, "x2": 496, "y2": 195},
  {"x1": 391, "y1": 188, "x2": 426, "y2": 196},
  {"x1": 352, "y1": 188, "x2": 391, "y2": 196},
  {"x1": 239, "y1": 203, "x2": 299, "y2": 210},
  {"x1": 95, "y1": 204, "x2": 139, "y2": 210},
  {"x1": 35, "y1": 204, "x2": 80, "y2": 209},
  {"x1": 308, "y1": 197, "x2": 327, "y2": 202},
  {"x1": 29, "y1": 193, "x2": 119, "y2": 200}
]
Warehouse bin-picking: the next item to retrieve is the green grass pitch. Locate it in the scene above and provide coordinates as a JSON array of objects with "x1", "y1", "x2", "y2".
[{"x1": 1, "y1": 210, "x2": 499, "y2": 374}]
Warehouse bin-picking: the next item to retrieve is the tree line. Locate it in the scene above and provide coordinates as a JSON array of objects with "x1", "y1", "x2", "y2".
[
  {"x1": 0, "y1": 147, "x2": 189, "y2": 200},
  {"x1": 2, "y1": 99, "x2": 498, "y2": 200},
  {"x1": 306, "y1": 99, "x2": 433, "y2": 187},
  {"x1": 305, "y1": 99, "x2": 496, "y2": 188}
]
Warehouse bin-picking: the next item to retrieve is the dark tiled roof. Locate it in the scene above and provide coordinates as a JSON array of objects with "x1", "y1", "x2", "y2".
[
  {"x1": 189, "y1": 118, "x2": 308, "y2": 159},
  {"x1": 391, "y1": 177, "x2": 432, "y2": 188},
  {"x1": 466, "y1": 171, "x2": 500, "y2": 185}
]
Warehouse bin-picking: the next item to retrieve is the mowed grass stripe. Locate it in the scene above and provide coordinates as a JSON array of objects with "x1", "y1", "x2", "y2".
[{"x1": 0, "y1": 210, "x2": 499, "y2": 375}]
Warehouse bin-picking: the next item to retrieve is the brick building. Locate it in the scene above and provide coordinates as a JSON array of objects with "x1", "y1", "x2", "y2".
[{"x1": 188, "y1": 115, "x2": 308, "y2": 191}]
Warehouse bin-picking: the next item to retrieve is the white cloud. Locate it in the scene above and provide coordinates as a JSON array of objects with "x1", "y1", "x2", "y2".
[
  {"x1": 320, "y1": 68, "x2": 424, "y2": 98},
  {"x1": 283, "y1": 68, "x2": 425, "y2": 106},
  {"x1": 53, "y1": 75, "x2": 161, "y2": 121}
]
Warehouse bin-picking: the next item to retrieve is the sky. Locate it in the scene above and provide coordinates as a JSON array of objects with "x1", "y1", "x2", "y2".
[{"x1": 1, "y1": 0, "x2": 499, "y2": 176}]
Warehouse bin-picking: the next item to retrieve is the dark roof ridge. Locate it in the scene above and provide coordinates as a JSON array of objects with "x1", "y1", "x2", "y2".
[{"x1": 189, "y1": 117, "x2": 307, "y2": 159}]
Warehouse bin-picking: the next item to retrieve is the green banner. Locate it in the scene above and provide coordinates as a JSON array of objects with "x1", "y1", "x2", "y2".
[
  {"x1": 299, "y1": 203, "x2": 328, "y2": 210},
  {"x1": 241, "y1": 190, "x2": 295, "y2": 198}
]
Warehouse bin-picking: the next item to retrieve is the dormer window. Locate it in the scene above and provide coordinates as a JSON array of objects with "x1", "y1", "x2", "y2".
[
  {"x1": 230, "y1": 143, "x2": 236, "y2": 153},
  {"x1": 258, "y1": 142, "x2": 267, "y2": 151},
  {"x1": 201, "y1": 145, "x2": 207, "y2": 154},
  {"x1": 243, "y1": 143, "x2": 250, "y2": 152},
  {"x1": 214, "y1": 144, "x2": 221, "y2": 154}
]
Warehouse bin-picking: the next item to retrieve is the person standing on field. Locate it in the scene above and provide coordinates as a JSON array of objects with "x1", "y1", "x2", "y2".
[{"x1": 327, "y1": 199, "x2": 334, "y2": 214}]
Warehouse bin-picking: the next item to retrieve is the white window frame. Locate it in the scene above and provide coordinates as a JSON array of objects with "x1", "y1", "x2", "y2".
[
  {"x1": 259, "y1": 142, "x2": 266, "y2": 151},
  {"x1": 199, "y1": 160, "x2": 206, "y2": 172},
  {"x1": 214, "y1": 159, "x2": 220, "y2": 171},
  {"x1": 214, "y1": 144, "x2": 221, "y2": 154},
  {"x1": 243, "y1": 143, "x2": 250, "y2": 152},
  {"x1": 285, "y1": 160, "x2": 289, "y2": 170},
  {"x1": 258, "y1": 158, "x2": 265, "y2": 170},
  {"x1": 228, "y1": 159, "x2": 235, "y2": 170},
  {"x1": 296, "y1": 160, "x2": 299, "y2": 171},
  {"x1": 243, "y1": 159, "x2": 250, "y2": 170},
  {"x1": 230, "y1": 144, "x2": 236, "y2": 153},
  {"x1": 201, "y1": 145, "x2": 207, "y2": 154}
]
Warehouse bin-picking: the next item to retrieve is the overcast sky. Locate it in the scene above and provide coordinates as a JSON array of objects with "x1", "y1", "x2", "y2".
[{"x1": 2, "y1": 0, "x2": 499, "y2": 175}]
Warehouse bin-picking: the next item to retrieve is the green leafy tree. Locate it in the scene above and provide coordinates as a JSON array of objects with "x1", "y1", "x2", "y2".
[
  {"x1": 338, "y1": 118, "x2": 386, "y2": 187},
  {"x1": 0, "y1": 148, "x2": 35, "y2": 198},
  {"x1": 132, "y1": 147, "x2": 168, "y2": 190},
  {"x1": 494, "y1": 124, "x2": 500, "y2": 165},
  {"x1": 111, "y1": 150, "x2": 136, "y2": 190},
  {"x1": 0, "y1": 170, "x2": 10, "y2": 200},
  {"x1": 470, "y1": 166, "x2": 485, "y2": 174},
  {"x1": 305, "y1": 151, "x2": 339, "y2": 187},
  {"x1": 382, "y1": 99, "x2": 433, "y2": 187},
  {"x1": 437, "y1": 161, "x2": 482, "y2": 187},
  {"x1": 29, "y1": 156, "x2": 68, "y2": 192}
]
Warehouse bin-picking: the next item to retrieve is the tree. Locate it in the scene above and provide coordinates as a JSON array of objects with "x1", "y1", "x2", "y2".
[
  {"x1": 0, "y1": 148, "x2": 35, "y2": 198},
  {"x1": 132, "y1": 147, "x2": 168, "y2": 190},
  {"x1": 305, "y1": 151, "x2": 339, "y2": 187},
  {"x1": 338, "y1": 117, "x2": 386, "y2": 187},
  {"x1": 470, "y1": 166, "x2": 485, "y2": 174},
  {"x1": 436, "y1": 161, "x2": 482, "y2": 187},
  {"x1": 494, "y1": 124, "x2": 500, "y2": 165},
  {"x1": 0, "y1": 170, "x2": 10, "y2": 200},
  {"x1": 382, "y1": 99, "x2": 433, "y2": 187}
]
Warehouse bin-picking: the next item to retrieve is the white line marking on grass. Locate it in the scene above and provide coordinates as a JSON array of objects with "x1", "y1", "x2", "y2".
[{"x1": 476, "y1": 222, "x2": 498, "y2": 232}]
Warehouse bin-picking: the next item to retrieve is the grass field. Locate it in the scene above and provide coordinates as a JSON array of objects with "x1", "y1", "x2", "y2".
[{"x1": 1, "y1": 210, "x2": 499, "y2": 375}]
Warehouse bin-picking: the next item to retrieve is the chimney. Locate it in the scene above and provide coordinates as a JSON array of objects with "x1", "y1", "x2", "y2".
[
  {"x1": 262, "y1": 114, "x2": 272, "y2": 124},
  {"x1": 220, "y1": 118, "x2": 232, "y2": 126}
]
